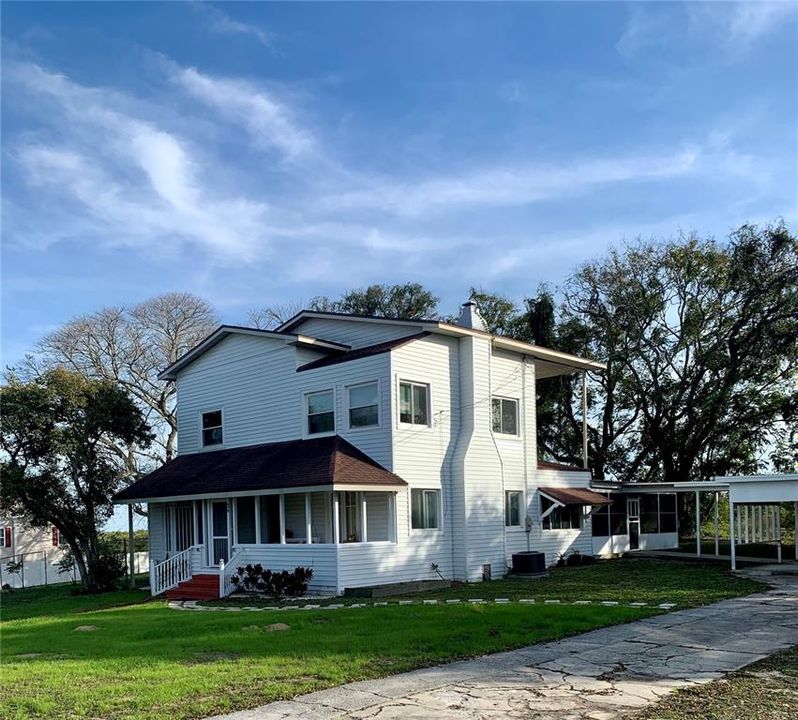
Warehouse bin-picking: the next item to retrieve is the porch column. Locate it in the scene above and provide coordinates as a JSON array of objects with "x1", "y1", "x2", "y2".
[
  {"x1": 128, "y1": 504, "x2": 136, "y2": 589},
  {"x1": 695, "y1": 491, "x2": 701, "y2": 557},
  {"x1": 279, "y1": 495, "x2": 286, "y2": 544},
  {"x1": 361, "y1": 493, "x2": 368, "y2": 543},
  {"x1": 744, "y1": 507, "x2": 749, "y2": 544},
  {"x1": 581, "y1": 372, "x2": 588, "y2": 470},
  {"x1": 333, "y1": 493, "x2": 340, "y2": 544},
  {"x1": 714, "y1": 492, "x2": 719, "y2": 556},
  {"x1": 794, "y1": 502, "x2": 798, "y2": 561},
  {"x1": 776, "y1": 506, "x2": 782, "y2": 564},
  {"x1": 729, "y1": 497, "x2": 736, "y2": 571},
  {"x1": 305, "y1": 494, "x2": 312, "y2": 545}
]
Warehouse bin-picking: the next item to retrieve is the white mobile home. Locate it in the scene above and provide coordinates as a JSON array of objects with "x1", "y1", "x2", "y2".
[{"x1": 117, "y1": 304, "x2": 622, "y2": 599}]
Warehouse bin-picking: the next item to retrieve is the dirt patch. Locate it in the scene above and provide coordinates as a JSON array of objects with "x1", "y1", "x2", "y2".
[
  {"x1": 266, "y1": 623, "x2": 290, "y2": 632},
  {"x1": 185, "y1": 651, "x2": 243, "y2": 665},
  {"x1": 74, "y1": 625, "x2": 98, "y2": 632}
]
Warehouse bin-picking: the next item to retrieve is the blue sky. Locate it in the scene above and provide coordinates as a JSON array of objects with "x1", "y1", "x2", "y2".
[{"x1": 3, "y1": 1, "x2": 796, "y2": 368}]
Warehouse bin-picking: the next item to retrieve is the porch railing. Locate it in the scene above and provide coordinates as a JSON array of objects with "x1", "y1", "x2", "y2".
[
  {"x1": 219, "y1": 550, "x2": 244, "y2": 599},
  {"x1": 150, "y1": 545, "x2": 202, "y2": 596}
]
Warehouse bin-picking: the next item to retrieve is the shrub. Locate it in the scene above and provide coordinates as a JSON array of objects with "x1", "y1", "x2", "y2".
[
  {"x1": 230, "y1": 564, "x2": 313, "y2": 599},
  {"x1": 84, "y1": 553, "x2": 125, "y2": 593}
]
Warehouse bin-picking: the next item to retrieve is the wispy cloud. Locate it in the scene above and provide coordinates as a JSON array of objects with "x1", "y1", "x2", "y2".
[
  {"x1": 6, "y1": 62, "x2": 270, "y2": 261},
  {"x1": 170, "y1": 65, "x2": 315, "y2": 159},
  {"x1": 322, "y1": 151, "x2": 700, "y2": 216},
  {"x1": 191, "y1": 2, "x2": 276, "y2": 49}
]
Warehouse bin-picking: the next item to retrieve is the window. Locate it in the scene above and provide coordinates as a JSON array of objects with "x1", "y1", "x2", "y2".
[
  {"x1": 348, "y1": 382, "x2": 379, "y2": 428},
  {"x1": 641, "y1": 494, "x2": 660, "y2": 534},
  {"x1": 505, "y1": 491, "x2": 522, "y2": 527},
  {"x1": 411, "y1": 489, "x2": 440, "y2": 529},
  {"x1": 541, "y1": 496, "x2": 582, "y2": 530},
  {"x1": 399, "y1": 381, "x2": 429, "y2": 425},
  {"x1": 339, "y1": 492, "x2": 362, "y2": 542},
  {"x1": 52, "y1": 526, "x2": 60, "y2": 547},
  {"x1": 492, "y1": 397, "x2": 519, "y2": 435},
  {"x1": 591, "y1": 495, "x2": 627, "y2": 537},
  {"x1": 307, "y1": 390, "x2": 335, "y2": 434},
  {"x1": 236, "y1": 497, "x2": 256, "y2": 544},
  {"x1": 659, "y1": 494, "x2": 677, "y2": 533},
  {"x1": 0, "y1": 527, "x2": 10, "y2": 547},
  {"x1": 259, "y1": 496, "x2": 280, "y2": 544},
  {"x1": 202, "y1": 410, "x2": 223, "y2": 447}
]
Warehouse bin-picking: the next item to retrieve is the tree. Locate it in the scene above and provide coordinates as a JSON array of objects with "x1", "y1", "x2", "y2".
[
  {"x1": 30, "y1": 293, "x2": 218, "y2": 476},
  {"x1": 549, "y1": 222, "x2": 798, "y2": 483},
  {"x1": 1, "y1": 369, "x2": 153, "y2": 591},
  {"x1": 248, "y1": 283, "x2": 441, "y2": 329}
]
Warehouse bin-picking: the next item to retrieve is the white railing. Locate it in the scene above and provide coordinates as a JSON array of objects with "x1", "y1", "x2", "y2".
[
  {"x1": 150, "y1": 545, "x2": 202, "y2": 596},
  {"x1": 219, "y1": 550, "x2": 244, "y2": 599}
]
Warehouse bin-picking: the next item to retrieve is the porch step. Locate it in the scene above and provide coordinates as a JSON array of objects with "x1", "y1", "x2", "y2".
[{"x1": 165, "y1": 573, "x2": 220, "y2": 600}]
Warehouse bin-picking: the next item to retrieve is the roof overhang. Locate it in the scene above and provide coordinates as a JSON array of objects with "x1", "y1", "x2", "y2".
[
  {"x1": 539, "y1": 486, "x2": 613, "y2": 506},
  {"x1": 277, "y1": 311, "x2": 606, "y2": 378},
  {"x1": 158, "y1": 325, "x2": 351, "y2": 380}
]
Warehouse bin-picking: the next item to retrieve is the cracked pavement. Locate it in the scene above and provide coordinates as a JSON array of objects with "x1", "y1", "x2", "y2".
[{"x1": 209, "y1": 568, "x2": 798, "y2": 720}]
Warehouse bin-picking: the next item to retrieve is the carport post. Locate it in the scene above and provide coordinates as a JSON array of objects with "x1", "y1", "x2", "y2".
[
  {"x1": 695, "y1": 491, "x2": 701, "y2": 557},
  {"x1": 795, "y1": 502, "x2": 798, "y2": 560},
  {"x1": 776, "y1": 507, "x2": 782, "y2": 564},
  {"x1": 713, "y1": 492, "x2": 719, "y2": 556},
  {"x1": 729, "y1": 496, "x2": 736, "y2": 571}
]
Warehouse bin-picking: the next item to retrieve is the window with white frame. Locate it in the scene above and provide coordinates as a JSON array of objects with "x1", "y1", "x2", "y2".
[
  {"x1": 541, "y1": 496, "x2": 582, "y2": 530},
  {"x1": 307, "y1": 389, "x2": 335, "y2": 435},
  {"x1": 492, "y1": 397, "x2": 519, "y2": 435},
  {"x1": 0, "y1": 527, "x2": 10, "y2": 547},
  {"x1": 339, "y1": 491, "x2": 362, "y2": 542},
  {"x1": 202, "y1": 410, "x2": 223, "y2": 447},
  {"x1": 348, "y1": 381, "x2": 379, "y2": 428},
  {"x1": 399, "y1": 381, "x2": 429, "y2": 425},
  {"x1": 411, "y1": 489, "x2": 440, "y2": 529},
  {"x1": 505, "y1": 490, "x2": 522, "y2": 527}
]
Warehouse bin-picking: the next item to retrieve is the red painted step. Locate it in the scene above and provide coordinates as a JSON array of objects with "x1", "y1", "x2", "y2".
[{"x1": 165, "y1": 573, "x2": 220, "y2": 600}]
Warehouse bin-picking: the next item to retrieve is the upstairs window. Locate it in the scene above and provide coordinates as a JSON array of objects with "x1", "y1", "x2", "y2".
[
  {"x1": 348, "y1": 382, "x2": 379, "y2": 428},
  {"x1": 492, "y1": 397, "x2": 518, "y2": 435},
  {"x1": 399, "y1": 381, "x2": 429, "y2": 426},
  {"x1": 52, "y1": 527, "x2": 60, "y2": 547},
  {"x1": 202, "y1": 410, "x2": 223, "y2": 447},
  {"x1": 505, "y1": 491, "x2": 522, "y2": 527},
  {"x1": 307, "y1": 390, "x2": 335, "y2": 435},
  {"x1": 411, "y1": 489, "x2": 440, "y2": 529}
]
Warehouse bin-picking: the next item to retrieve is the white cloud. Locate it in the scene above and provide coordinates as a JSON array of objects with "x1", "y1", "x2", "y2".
[
  {"x1": 171, "y1": 65, "x2": 314, "y2": 158},
  {"x1": 719, "y1": 1, "x2": 797, "y2": 43},
  {"x1": 6, "y1": 62, "x2": 270, "y2": 261},
  {"x1": 191, "y1": 2, "x2": 276, "y2": 49},
  {"x1": 322, "y1": 151, "x2": 700, "y2": 216}
]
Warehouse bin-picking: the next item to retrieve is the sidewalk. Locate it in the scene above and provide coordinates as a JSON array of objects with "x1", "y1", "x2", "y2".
[{"x1": 211, "y1": 570, "x2": 798, "y2": 720}]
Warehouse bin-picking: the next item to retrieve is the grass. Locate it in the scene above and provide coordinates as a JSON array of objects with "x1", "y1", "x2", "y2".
[
  {"x1": 1, "y1": 580, "x2": 151, "y2": 622},
  {"x1": 676, "y1": 539, "x2": 796, "y2": 562},
  {"x1": 204, "y1": 557, "x2": 766, "y2": 609},
  {"x1": 0, "y1": 559, "x2": 767, "y2": 720},
  {"x1": 632, "y1": 645, "x2": 798, "y2": 720}
]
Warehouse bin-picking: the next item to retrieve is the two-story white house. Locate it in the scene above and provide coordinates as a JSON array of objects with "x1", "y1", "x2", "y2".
[{"x1": 116, "y1": 303, "x2": 619, "y2": 598}]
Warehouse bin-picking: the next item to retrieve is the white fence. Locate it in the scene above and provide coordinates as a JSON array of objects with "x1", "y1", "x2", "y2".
[{"x1": 0, "y1": 550, "x2": 150, "y2": 589}]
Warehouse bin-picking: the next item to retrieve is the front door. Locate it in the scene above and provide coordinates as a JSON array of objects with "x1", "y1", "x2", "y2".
[
  {"x1": 210, "y1": 500, "x2": 230, "y2": 564},
  {"x1": 627, "y1": 498, "x2": 640, "y2": 551}
]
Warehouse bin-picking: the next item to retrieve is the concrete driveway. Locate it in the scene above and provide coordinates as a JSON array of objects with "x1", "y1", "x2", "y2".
[{"x1": 212, "y1": 567, "x2": 798, "y2": 720}]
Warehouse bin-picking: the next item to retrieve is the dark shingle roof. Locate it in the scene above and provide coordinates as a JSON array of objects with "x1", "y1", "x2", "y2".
[
  {"x1": 114, "y1": 436, "x2": 406, "y2": 502},
  {"x1": 297, "y1": 332, "x2": 430, "y2": 371},
  {"x1": 538, "y1": 486, "x2": 612, "y2": 506}
]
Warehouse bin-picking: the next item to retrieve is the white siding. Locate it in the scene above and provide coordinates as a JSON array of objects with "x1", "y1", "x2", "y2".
[
  {"x1": 233, "y1": 545, "x2": 338, "y2": 594},
  {"x1": 148, "y1": 503, "x2": 166, "y2": 564}
]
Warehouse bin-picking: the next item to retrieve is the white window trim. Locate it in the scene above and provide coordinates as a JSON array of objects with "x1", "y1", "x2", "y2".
[
  {"x1": 397, "y1": 378, "x2": 432, "y2": 429},
  {"x1": 492, "y1": 396, "x2": 520, "y2": 438},
  {"x1": 504, "y1": 489, "x2": 524, "y2": 529},
  {"x1": 346, "y1": 380, "x2": 381, "y2": 431},
  {"x1": 304, "y1": 387, "x2": 336, "y2": 437},
  {"x1": 199, "y1": 407, "x2": 225, "y2": 451},
  {"x1": 540, "y1": 496, "x2": 583, "y2": 532},
  {"x1": 410, "y1": 488, "x2": 442, "y2": 532}
]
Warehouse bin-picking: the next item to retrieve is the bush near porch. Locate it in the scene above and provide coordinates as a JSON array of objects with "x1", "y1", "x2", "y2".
[{"x1": 0, "y1": 559, "x2": 766, "y2": 720}]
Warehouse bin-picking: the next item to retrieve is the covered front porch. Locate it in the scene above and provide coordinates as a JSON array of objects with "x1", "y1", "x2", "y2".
[{"x1": 113, "y1": 435, "x2": 408, "y2": 598}]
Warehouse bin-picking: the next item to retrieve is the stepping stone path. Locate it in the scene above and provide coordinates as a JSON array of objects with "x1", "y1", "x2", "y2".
[
  {"x1": 74, "y1": 625, "x2": 98, "y2": 632},
  {"x1": 266, "y1": 623, "x2": 290, "y2": 632},
  {"x1": 206, "y1": 569, "x2": 798, "y2": 720}
]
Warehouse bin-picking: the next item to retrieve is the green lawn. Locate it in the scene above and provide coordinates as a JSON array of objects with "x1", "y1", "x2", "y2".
[
  {"x1": 0, "y1": 559, "x2": 767, "y2": 720},
  {"x1": 632, "y1": 644, "x2": 798, "y2": 720},
  {"x1": 1, "y1": 580, "x2": 150, "y2": 622},
  {"x1": 206, "y1": 557, "x2": 765, "y2": 608}
]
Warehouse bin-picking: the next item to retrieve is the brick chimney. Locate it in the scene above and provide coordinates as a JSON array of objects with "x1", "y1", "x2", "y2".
[{"x1": 458, "y1": 301, "x2": 487, "y2": 332}]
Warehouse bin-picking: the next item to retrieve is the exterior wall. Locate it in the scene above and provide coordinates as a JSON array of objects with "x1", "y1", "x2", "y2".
[
  {"x1": 233, "y1": 545, "x2": 338, "y2": 595},
  {"x1": 522, "y1": 468, "x2": 596, "y2": 567},
  {"x1": 148, "y1": 503, "x2": 167, "y2": 564},
  {"x1": 592, "y1": 532, "x2": 679, "y2": 555},
  {"x1": 0, "y1": 517, "x2": 70, "y2": 588},
  {"x1": 175, "y1": 333, "x2": 392, "y2": 467}
]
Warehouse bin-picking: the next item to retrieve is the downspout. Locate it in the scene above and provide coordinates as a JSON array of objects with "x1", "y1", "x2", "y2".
[
  {"x1": 487, "y1": 343, "x2": 508, "y2": 573},
  {"x1": 522, "y1": 356, "x2": 531, "y2": 552}
]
